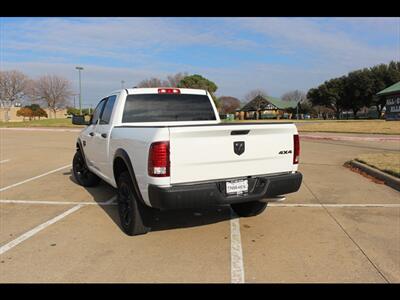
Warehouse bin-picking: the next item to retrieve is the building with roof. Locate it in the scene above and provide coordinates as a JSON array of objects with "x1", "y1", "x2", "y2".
[
  {"x1": 235, "y1": 95, "x2": 298, "y2": 120},
  {"x1": 377, "y1": 81, "x2": 400, "y2": 121}
]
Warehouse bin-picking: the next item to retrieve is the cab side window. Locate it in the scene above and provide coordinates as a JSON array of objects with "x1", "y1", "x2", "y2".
[
  {"x1": 99, "y1": 95, "x2": 117, "y2": 125},
  {"x1": 91, "y1": 98, "x2": 107, "y2": 125}
]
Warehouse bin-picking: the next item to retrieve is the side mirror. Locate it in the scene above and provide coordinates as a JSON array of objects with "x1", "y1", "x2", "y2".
[{"x1": 72, "y1": 114, "x2": 89, "y2": 125}]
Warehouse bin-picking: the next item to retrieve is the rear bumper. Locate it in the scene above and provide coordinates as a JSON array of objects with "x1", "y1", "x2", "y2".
[{"x1": 148, "y1": 172, "x2": 302, "y2": 209}]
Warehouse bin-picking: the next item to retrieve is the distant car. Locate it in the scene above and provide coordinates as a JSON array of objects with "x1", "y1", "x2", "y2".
[{"x1": 72, "y1": 88, "x2": 302, "y2": 235}]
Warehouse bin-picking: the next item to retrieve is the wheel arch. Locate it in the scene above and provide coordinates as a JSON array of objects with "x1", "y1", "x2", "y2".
[
  {"x1": 76, "y1": 138, "x2": 88, "y2": 167},
  {"x1": 113, "y1": 149, "x2": 146, "y2": 205}
]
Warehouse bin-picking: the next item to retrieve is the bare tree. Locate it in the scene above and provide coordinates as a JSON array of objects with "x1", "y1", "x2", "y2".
[
  {"x1": 136, "y1": 72, "x2": 189, "y2": 88},
  {"x1": 242, "y1": 89, "x2": 269, "y2": 120},
  {"x1": 165, "y1": 72, "x2": 188, "y2": 87},
  {"x1": 218, "y1": 96, "x2": 241, "y2": 114},
  {"x1": 313, "y1": 105, "x2": 335, "y2": 119},
  {"x1": 244, "y1": 89, "x2": 268, "y2": 103},
  {"x1": 0, "y1": 70, "x2": 30, "y2": 121},
  {"x1": 281, "y1": 90, "x2": 307, "y2": 103},
  {"x1": 30, "y1": 75, "x2": 72, "y2": 118},
  {"x1": 136, "y1": 77, "x2": 165, "y2": 88}
]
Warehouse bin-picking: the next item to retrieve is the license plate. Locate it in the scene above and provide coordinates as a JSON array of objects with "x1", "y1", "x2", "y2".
[{"x1": 226, "y1": 179, "x2": 248, "y2": 195}]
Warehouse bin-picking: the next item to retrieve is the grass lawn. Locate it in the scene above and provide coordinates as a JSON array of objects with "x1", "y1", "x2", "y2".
[
  {"x1": 355, "y1": 152, "x2": 400, "y2": 178},
  {"x1": 2, "y1": 118, "x2": 399, "y2": 135},
  {"x1": 296, "y1": 120, "x2": 400, "y2": 135},
  {"x1": 224, "y1": 119, "x2": 400, "y2": 135},
  {"x1": 0, "y1": 118, "x2": 84, "y2": 128}
]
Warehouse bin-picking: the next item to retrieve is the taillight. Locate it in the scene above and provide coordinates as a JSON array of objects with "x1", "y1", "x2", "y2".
[
  {"x1": 148, "y1": 141, "x2": 170, "y2": 177},
  {"x1": 293, "y1": 134, "x2": 300, "y2": 164},
  {"x1": 158, "y1": 88, "x2": 180, "y2": 94}
]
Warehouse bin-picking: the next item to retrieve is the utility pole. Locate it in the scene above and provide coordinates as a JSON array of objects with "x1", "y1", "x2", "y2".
[{"x1": 75, "y1": 66, "x2": 84, "y2": 115}]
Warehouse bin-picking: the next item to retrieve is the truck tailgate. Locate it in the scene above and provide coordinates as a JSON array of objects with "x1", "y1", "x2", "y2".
[{"x1": 169, "y1": 123, "x2": 298, "y2": 184}]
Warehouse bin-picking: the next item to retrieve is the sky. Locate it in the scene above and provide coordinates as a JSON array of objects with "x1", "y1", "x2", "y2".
[{"x1": 1, "y1": 17, "x2": 399, "y2": 107}]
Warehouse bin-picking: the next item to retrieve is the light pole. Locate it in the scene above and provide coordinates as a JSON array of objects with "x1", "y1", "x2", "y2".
[
  {"x1": 72, "y1": 93, "x2": 79, "y2": 109},
  {"x1": 75, "y1": 66, "x2": 84, "y2": 115}
]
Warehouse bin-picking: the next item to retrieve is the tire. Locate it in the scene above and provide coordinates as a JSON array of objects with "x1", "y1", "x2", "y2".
[
  {"x1": 117, "y1": 171, "x2": 150, "y2": 236},
  {"x1": 230, "y1": 201, "x2": 268, "y2": 217},
  {"x1": 72, "y1": 151, "x2": 101, "y2": 187}
]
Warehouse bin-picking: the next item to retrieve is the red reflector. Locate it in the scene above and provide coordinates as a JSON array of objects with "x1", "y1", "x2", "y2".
[
  {"x1": 148, "y1": 141, "x2": 170, "y2": 177},
  {"x1": 158, "y1": 88, "x2": 180, "y2": 94},
  {"x1": 293, "y1": 134, "x2": 300, "y2": 164}
]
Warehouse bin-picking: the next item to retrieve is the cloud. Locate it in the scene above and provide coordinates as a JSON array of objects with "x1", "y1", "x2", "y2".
[
  {"x1": 1, "y1": 17, "x2": 257, "y2": 65},
  {"x1": 1, "y1": 17, "x2": 399, "y2": 103},
  {"x1": 223, "y1": 17, "x2": 399, "y2": 68}
]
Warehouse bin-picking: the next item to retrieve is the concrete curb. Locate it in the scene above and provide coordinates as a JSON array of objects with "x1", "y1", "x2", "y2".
[{"x1": 348, "y1": 160, "x2": 400, "y2": 192}]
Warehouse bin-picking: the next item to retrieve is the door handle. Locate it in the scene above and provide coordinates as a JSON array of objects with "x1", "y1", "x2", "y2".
[
  {"x1": 89, "y1": 132, "x2": 94, "y2": 136},
  {"x1": 101, "y1": 133, "x2": 107, "y2": 138}
]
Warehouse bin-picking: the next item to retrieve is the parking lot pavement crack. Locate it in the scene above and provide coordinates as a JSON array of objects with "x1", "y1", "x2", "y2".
[{"x1": 302, "y1": 181, "x2": 390, "y2": 283}]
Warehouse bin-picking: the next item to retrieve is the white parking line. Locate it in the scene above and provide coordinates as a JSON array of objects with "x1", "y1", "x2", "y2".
[
  {"x1": 0, "y1": 198, "x2": 117, "y2": 206},
  {"x1": 230, "y1": 212, "x2": 245, "y2": 283},
  {"x1": 0, "y1": 196, "x2": 117, "y2": 256},
  {"x1": 0, "y1": 159, "x2": 10, "y2": 164},
  {"x1": 0, "y1": 164, "x2": 71, "y2": 192},
  {"x1": 269, "y1": 203, "x2": 400, "y2": 208},
  {"x1": 0, "y1": 204, "x2": 83, "y2": 255}
]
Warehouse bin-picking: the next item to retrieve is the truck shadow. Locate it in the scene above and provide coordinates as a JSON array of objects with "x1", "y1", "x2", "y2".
[{"x1": 67, "y1": 174, "x2": 233, "y2": 233}]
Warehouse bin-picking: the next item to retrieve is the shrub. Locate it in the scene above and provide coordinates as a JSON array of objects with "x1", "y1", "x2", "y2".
[{"x1": 16, "y1": 107, "x2": 34, "y2": 121}]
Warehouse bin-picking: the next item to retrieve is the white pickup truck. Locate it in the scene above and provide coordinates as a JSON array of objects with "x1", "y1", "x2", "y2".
[{"x1": 72, "y1": 87, "x2": 302, "y2": 235}]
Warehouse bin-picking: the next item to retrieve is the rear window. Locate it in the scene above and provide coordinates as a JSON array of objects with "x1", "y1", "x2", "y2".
[{"x1": 122, "y1": 94, "x2": 216, "y2": 123}]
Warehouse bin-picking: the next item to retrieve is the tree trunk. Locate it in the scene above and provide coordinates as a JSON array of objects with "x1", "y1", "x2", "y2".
[
  {"x1": 376, "y1": 105, "x2": 383, "y2": 119},
  {"x1": 352, "y1": 108, "x2": 359, "y2": 119},
  {"x1": 4, "y1": 108, "x2": 10, "y2": 122},
  {"x1": 335, "y1": 110, "x2": 341, "y2": 120}
]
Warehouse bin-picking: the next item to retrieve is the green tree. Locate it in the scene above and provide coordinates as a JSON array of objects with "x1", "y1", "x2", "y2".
[
  {"x1": 177, "y1": 74, "x2": 219, "y2": 106},
  {"x1": 308, "y1": 77, "x2": 347, "y2": 119},
  {"x1": 67, "y1": 107, "x2": 81, "y2": 115},
  {"x1": 307, "y1": 61, "x2": 400, "y2": 120},
  {"x1": 343, "y1": 69, "x2": 374, "y2": 118},
  {"x1": 370, "y1": 61, "x2": 400, "y2": 117}
]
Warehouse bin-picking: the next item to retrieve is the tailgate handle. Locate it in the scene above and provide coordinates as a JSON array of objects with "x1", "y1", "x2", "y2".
[{"x1": 231, "y1": 130, "x2": 250, "y2": 135}]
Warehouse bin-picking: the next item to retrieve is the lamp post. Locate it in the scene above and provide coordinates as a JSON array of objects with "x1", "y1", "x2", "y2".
[
  {"x1": 72, "y1": 93, "x2": 79, "y2": 109},
  {"x1": 75, "y1": 66, "x2": 84, "y2": 115}
]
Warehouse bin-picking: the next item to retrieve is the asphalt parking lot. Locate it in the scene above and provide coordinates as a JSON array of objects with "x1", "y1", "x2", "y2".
[{"x1": 0, "y1": 128, "x2": 399, "y2": 283}]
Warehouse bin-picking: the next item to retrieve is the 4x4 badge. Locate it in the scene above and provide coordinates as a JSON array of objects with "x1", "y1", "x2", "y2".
[{"x1": 234, "y1": 141, "x2": 245, "y2": 156}]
